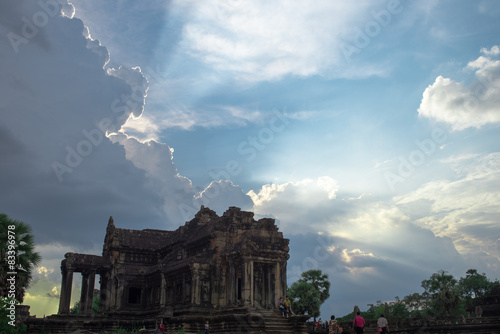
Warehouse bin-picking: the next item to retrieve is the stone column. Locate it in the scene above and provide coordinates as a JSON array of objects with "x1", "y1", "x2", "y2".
[
  {"x1": 58, "y1": 267, "x2": 74, "y2": 315},
  {"x1": 110, "y1": 276, "x2": 120, "y2": 310},
  {"x1": 160, "y1": 273, "x2": 166, "y2": 306},
  {"x1": 218, "y1": 266, "x2": 227, "y2": 307},
  {"x1": 227, "y1": 263, "x2": 235, "y2": 305},
  {"x1": 80, "y1": 271, "x2": 90, "y2": 316},
  {"x1": 98, "y1": 273, "x2": 109, "y2": 314},
  {"x1": 280, "y1": 261, "x2": 287, "y2": 300},
  {"x1": 274, "y1": 262, "x2": 281, "y2": 304},
  {"x1": 192, "y1": 265, "x2": 200, "y2": 305},
  {"x1": 266, "y1": 264, "x2": 272, "y2": 309},
  {"x1": 85, "y1": 272, "x2": 96, "y2": 315},
  {"x1": 242, "y1": 259, "x2": 254, "y2": 306}
]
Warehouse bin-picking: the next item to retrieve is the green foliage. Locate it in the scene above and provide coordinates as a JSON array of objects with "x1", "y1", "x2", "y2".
[
  {"x1": 458, "y1": 269, "x2": 498, "y2": 310},
  {"x1": 339, "y1": 269, "x2": 498, "y2": 319},
  {"x1": 336, "y1": 310, "x2": 373, "y2": 322},
  {"x1": 287, "y1": 269, "x2": 330, "y2": 320},
  {"x1": 298, "y1": 269, "x2": 331, "y2": 303},
  {"x1": 93, "y1": 293, "x2": 100, "y2": 314},
  {"x1": 337, "y1": 268, "x2": 500, "y2": 320},
  {"x1": 70, "y1": 300, "x2": 80, "y2": 315},
  {"x1": 421, "y1": 270, "x2": 461, "y2": 316},
  {"x1": 287, "y1": 280, "x2": 320, "y2": 317},
  {"x1": 0, "y1": 298, "x2": 27, "y2": 334},
  {"x1": 112, "y1": 321, "x2": 139, "y2": 333},
  {"x1": 0, "y1": 214, "x2": 42, "y2": 302},
  {"x1": 391, "y1": 301, "x2": 410, "y2": 318},
  {"x1": 422, "y1": 270, "x2": 457, "y2": 294},
  {"x1": 401, "y1": 291, "x2": 430, "y2": 317},
  {"x1": 70, "y1": 294, "x2": 100, "y2": 315}
]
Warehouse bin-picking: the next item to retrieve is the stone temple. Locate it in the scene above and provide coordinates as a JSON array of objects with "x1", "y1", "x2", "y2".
[{"x1": 36, "y1": 206, "x2": 308, "y2": 333}]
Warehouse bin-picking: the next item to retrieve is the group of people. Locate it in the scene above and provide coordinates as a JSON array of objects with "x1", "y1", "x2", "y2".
[
  {"x1": 277, "y1": 296, "x2": 295, "y2": 318},
  {"x1": 312, "y1": 312, "x2": 390, "y2": 334},
  {"x1": 350, "y1": 312, "x2": 390, "y2": 334}
]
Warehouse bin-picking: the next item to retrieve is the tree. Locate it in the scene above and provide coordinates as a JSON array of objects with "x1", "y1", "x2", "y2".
[
  {"x1": 0, "y1": 214, "x2": 41, "y2": 303},
  {"x1": 458, "y1": 268, "x2": 499, "y2": 312},
  {"x1": 0, "y1": 298, "x2": 26, "y2": 334},
  {"x1": 421, "y1": 270, "x2": 461, "y2": 316},
  {"x1": 297, "y1": 269, "x2": 331, "y2": 304},
  {"x1": 402, "y1": 292, "x2": 430, "y2": 317},
  {"x1": 287, "y1": 269, "x2": 330, "y2": 320},
  {"x1": 458, "y1": 269, "x2": 496, "y2": 299},
  {"x1": 287, "y1": 281, "x2": 320, "y2": 318}
]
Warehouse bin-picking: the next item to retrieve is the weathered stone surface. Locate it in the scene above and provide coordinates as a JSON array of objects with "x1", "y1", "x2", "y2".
[
  {"x1": 29, "y1": 206, "x2": 297, "y2": 333},
  {"x1": 474, "y1": 284, "x2": 500, "y2": 317}
]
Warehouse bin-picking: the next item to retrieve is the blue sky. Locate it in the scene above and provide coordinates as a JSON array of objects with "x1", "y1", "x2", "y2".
[{"x1": 1, "y1": 0, "x2": 500, "y2": 318}]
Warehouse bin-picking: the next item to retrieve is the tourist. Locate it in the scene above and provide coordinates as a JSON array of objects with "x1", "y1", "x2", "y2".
[
  {"x1": 285, "y1": 296, "x2": 295, "y2": 316},
  {"x1": 205, "y1": 320, "x2": 210, "y2": 334},
  {"x1": 153, "y1": 322, "x2": 165, "y2": 333},
  {"x1": 377, "y1": 314, "x2": 390, "y2": 333},
  {"x1": 329, "y1": 315, "x2": 339, "y2": 334},
  {"x1": 317, "y1": 318, "x2": 322, "y2": 331},
  {"x1": 278, "y1": 297, "x2": 288, "y2": 317},
  {"x1": 353, "y1": 311, "x2": 365, "y2": 334}
]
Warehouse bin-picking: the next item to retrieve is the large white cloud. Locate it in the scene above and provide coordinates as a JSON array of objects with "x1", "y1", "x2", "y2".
[
  {"x1": 418, "y1": 46, "x2": 500, "y2": 130},
  {"x1": 395, "y1": 152, "x2": 500, "y2": 268},
  {"x1": 251, "y1": 174, "x2": 497, "y2": 315},
  {"x1": 176, "y1": 0, "x2": 401, "y2": 81},
  {"x1": 0, "y1": 0, "x2": 176, "y2": 250}
]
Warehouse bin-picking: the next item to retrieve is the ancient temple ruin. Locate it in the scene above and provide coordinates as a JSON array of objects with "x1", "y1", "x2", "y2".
[{"x1": 57, "y1": 206, "x2": 290, "y2": 317}]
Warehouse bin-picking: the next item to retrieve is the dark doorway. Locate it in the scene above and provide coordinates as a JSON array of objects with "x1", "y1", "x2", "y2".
[
  {"x1": 237, "y1": 278, "x2": 242, "y2": 301},
  {"x1": 128, "y1": 287, "x2": 141, "y2": 304}
]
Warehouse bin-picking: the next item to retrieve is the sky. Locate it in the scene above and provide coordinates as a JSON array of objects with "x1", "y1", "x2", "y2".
[{"x1": 1, "y1": 0, "x2": 500, "y2": 319}]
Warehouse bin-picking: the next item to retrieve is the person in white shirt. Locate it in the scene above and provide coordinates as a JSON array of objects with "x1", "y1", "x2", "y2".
[{"x1": 377, "y1": 314, "x2": 390, "y2": 333}]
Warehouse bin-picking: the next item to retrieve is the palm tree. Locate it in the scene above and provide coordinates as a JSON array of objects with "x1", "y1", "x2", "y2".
[{"x1": 0, "y1": 213, "x2": 41, "y2": 302}]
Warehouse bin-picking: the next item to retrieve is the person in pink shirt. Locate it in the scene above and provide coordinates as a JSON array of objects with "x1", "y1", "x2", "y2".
[{"x1": 353, "y1": 311, "x2": 365, "y2": 334}]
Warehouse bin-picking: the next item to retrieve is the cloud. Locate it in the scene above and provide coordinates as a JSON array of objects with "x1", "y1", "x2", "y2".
[
  {"x1": 109, "y1": 133, "x2": 255, "y2": 222},
  {"x1": 286, "y1": 219, "x2": 466, "y2": 316},
  {"x1": 197, "y1": 180, "x2": 254, "y2": 215},
  {"x1": 252, "y1": 174, "x2": 495, "y2": 315},
  {"x1": 251, "y1": 176, "x2": 467, "y2": 271},
  {"x1": 26, "y1": 264, "x2": 82, "y2": 317},
  {"x1": 418, "y1": 46, "x2": 500, "y2": 130},
  {"x1": 176, "y1": 0, "x2": 398, "y2": 81},
  {"x1": 0, "y1": 0, "x2": 181, "y2": 252},
  {"x1": 394, "y1": 153, "x2": 500, "y2": 268},
  {"x1": 481, "y1": 45, "x2": 500, "y2": 56},
  {"x1": 248, "y1": 177, "x2": 341, "y2": 232}
]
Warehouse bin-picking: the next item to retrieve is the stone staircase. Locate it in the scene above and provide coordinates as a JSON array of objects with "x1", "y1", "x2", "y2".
[{"x1": 251, "y1": 307, "x2": 309, "y2": 334}]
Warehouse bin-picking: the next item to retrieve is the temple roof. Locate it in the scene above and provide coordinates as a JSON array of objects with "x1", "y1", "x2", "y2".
[{"x1": 102, "y1": 206, "x2": 288, "y2": 260}]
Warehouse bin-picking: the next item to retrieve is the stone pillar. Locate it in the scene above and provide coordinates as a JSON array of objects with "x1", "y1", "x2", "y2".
[
  {"x1": 228, "y1": 263, "x2": 235, "y2": 305},
  {"x1": 192, "y1": 265, "x2": 200, "y2": 305},
  {"x1": 242, "y1": 259, "x2": 254, "y2": 306},
  {"x1": 160, "y1": 273, "x2": 166, "y2": 306},
  {"x1": 110, "y1": 276, "x2": 119, "y2": 310},
  {"x1": 274, "y1": 262, "x2": 281, "y2": 304},
  {"x1": 98, "y1": 273, "x2": 109, "y2": 314},
  {"x1": 280, "y1": 261, "x2": 287, "y2": 300},
  {"x1": 80, "y1": 271, "x2": 90, "y2": 315},
  {"x1": 218, "y1": 266, "x2": 227, "y2": 307},
  {"x1": 85, "y1": 272, "x2": 96, "y2": 315},
  {"x1": 266, "y1": 264, "x2": 273, "y2": 309},
  {"x1": 58, "y1": 267, "x2": 74, "y2": 315}
]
